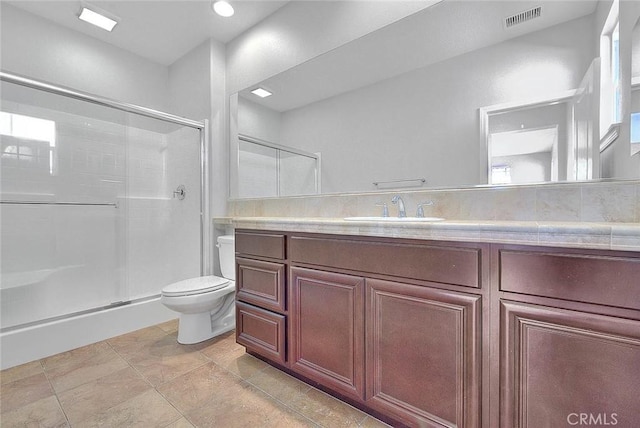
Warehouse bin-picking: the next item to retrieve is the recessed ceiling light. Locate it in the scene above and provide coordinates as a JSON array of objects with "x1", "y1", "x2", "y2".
[
  {"x1": 251, "y1": 87, "x2": 272, "y2": 98},
  {"x1": 78, "y1": 6, "x2": 118, "y2": 32},
  {"x1": 213, "y1": 1, "x2": 234, "y2": 18}
]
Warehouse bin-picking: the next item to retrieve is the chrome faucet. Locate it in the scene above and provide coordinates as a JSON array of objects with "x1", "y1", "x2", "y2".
[{"x1": 391, "y1": 195, "x2": 406, "y2": 218}]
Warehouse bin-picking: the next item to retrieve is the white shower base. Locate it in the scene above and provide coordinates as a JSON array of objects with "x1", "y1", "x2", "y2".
[{"x1": 0, "y1": 297, "x2": 176, "y2": 370}]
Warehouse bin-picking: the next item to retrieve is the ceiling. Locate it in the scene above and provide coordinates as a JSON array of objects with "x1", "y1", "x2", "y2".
[
  {"x1": 491, "y1": 127, "x2": 558, "y2": 157},
  {"x1": 5, "y1": 0, "x2": 291, "y2": 66}
]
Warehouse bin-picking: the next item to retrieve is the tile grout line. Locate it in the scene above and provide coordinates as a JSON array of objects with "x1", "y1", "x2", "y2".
[
  {"x1": 38, "y1": 358, "x2": 72, "y2": 427},
  {"x1": 106, "y1": 325, "x2": 202, "y2": 426},
  {"x1": 241, "y1": 375, "x2": 321, "y2": 428},
  {"x1": 67, "y1": 329, "x2": 186, "y2": 427},
  {"x1": 104, "y1": 325, "x2": 218, "y2": 427},
  {"x1": 104, "y1": 337, "x2": 156, "y2": 390}
]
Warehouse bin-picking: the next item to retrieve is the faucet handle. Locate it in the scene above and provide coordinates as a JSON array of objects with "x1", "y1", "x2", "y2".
[
  {"x1": 416, "y1": 201, "x2": 434, "y2": 218},
  {"x1": 375, "y1": 202, "x2": 389, "y2": 217}
]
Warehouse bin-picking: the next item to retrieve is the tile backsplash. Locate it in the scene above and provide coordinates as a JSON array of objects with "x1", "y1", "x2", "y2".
[{"x1": 228, "y1": 180, "x2": 640, "y2": 223}]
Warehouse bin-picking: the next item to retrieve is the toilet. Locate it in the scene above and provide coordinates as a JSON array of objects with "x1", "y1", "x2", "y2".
[{"x1": 161, "y1": 235, "x2": 236, "y2": 344}]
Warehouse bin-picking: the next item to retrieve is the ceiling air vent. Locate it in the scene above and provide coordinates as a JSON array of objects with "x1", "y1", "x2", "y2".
[{"x1": 504, "y1": 6, "x2": 542, "y2": 28}]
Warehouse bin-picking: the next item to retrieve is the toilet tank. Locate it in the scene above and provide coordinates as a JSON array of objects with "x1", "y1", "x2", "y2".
[{"x1": 217, "y1": 235, "x2": 235, "y2": 280}]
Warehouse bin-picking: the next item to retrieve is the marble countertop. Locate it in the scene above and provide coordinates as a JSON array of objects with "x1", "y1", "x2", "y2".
[{"x1": 214, "y1": 217, "x2": 640, "y2": 252}]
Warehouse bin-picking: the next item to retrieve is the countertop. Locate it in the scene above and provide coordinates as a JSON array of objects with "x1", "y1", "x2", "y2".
[{"x1": 214, "y1": 217, "x2": 640, "y2": 252}]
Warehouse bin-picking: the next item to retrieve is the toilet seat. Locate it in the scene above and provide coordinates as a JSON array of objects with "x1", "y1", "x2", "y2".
[{"x1": 161, "y1": 275, "x2": 230, "y2": 297}]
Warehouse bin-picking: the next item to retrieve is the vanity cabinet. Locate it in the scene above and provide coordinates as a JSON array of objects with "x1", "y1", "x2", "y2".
[{"x1": 235, "y1": 229, "x2": 640, "y2": 428}]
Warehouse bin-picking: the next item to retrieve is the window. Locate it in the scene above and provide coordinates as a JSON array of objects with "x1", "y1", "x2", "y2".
[{"x1": 491, "y1": 164, "x2": 512, "y2": 185}]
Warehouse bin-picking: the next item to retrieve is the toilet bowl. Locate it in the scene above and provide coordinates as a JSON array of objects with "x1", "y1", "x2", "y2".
[{"x1": 161, "y1": 235, "x2": 236, "y2": 344}]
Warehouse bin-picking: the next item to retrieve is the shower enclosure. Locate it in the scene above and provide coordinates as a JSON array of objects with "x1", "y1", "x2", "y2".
[{"x1": 0, "y1": 72, "x2": 207, "y2": 366}]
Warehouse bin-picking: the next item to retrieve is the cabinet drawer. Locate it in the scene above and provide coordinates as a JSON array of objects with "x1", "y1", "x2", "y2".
[
  {"x1": 236, "y1": 301, "x2": 286, "y2": 365},
  {"x1": 499, "y1": 247, "x2": 640, "y2": 310},
  {"x1": 290, "y1": 236, "x2": 481, "y2": 288},
  {"x1": 236, "y1": 257, "x2": 286, "y2": 313},
  {"x1": 235, "y1": 231, "x2": 285, "y2": 260}
]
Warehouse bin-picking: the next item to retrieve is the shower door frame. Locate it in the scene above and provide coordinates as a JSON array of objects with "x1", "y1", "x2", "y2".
[{"x1": 0, "y1": 70, "x2": 210, "y2": 280}]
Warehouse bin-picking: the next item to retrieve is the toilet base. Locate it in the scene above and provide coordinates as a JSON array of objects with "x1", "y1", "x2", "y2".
[{"x1": 176, "y1": 295, "x2": 235, "y2": 344}]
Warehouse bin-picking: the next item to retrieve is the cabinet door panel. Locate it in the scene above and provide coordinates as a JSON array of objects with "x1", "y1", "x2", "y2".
[
  {"x1": 366, "y1": 279, "x2": 481, "y2": 428},
  {"x1": 289, "y1": 267, "x2": 364, "y2": 399},
  {"x1": 501, "y1": 301, "x2": 640, "y2": 428}
]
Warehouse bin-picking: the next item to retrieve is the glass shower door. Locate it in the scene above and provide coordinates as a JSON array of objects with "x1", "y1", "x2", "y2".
[
  {"x1": 0, "y1": 78, "x2": 204, "y2": 331},
  {"x1": 123, "y1": 114, "x2": 202, "y2": 300},
  {"x1": 0, "y1": 81, "x2": 128, "y2": 328}
]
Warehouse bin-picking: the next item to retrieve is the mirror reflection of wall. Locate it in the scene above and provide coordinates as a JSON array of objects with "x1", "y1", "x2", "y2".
[
  {"x1": 237, "y1": 139, "x2": 278, "y2": 199},
  {"x1": 236, "y1": 98, "x2": 320, "y2": 198},
  {"x1": 631, "y1": 17, "x2": 640, "y2": 155}
]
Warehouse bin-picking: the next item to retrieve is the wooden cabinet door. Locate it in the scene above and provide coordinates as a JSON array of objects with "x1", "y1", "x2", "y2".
[
  {"x1": 366, "y1": 278, "x2": 482, "y2": 428},
  {"x1": 289, "y1": 267, "x2": 365, "y2": 400},
  {"x1": 501, "y1": 301, "x2": 640, "y2": 428}
]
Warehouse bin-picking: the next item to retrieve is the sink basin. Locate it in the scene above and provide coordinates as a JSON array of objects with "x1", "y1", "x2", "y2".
[{"x1": 344, "y1": 216, "x2": 445, "y2": 222}]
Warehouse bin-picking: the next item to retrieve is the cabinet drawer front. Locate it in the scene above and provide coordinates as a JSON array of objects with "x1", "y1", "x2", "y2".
[
  {"x1": 237, "y1": 258, "x2": 286, "y2": 313},
  {"x1": 499, "y1": 247, "x2": 640, "y2": 310},
  {"x1": 235, "y1": 231, "x2": 285, "y2": 260},
  {"x1": 236, "y1": 302, "x2": 286, "y2": 365},
  {"x1": 290, "y1": 236, "x2": 481, "y2": 288}
]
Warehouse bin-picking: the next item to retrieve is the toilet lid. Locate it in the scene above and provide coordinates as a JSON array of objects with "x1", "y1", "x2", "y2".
[{"x1": 161, "y1": 275, "x2": 231, "y2": 297}]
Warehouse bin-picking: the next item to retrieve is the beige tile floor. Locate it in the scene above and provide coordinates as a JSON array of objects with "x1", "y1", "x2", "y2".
[{"x1": 0, "y1": 320, "x2": 389, "y2": 427}]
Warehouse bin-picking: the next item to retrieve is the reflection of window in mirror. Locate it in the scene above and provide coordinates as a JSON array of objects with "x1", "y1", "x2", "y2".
[
  {"x1": 491, "y1": 165, "x2": 512, "y2": 185},
  {"x1": 600, "y1": 0, "x2": 620, "y2": 137},
  {"x1": 486, "y1": 101, "x2": 566, "y2": 186},
  {"x1": 631, "y1": 16, "x2": 640, "y2": 156}
]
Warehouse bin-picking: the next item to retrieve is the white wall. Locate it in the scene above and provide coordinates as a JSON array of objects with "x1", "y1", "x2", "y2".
[
  {"x1": 276, "y1": 16, "x2": 594, "y2": 193},
  {"x1": 225, "y1": 1, "x2": 436, "y2": 95},
  {"x1": 0, "y1": 3, "x2": 170, "y2": 111},
  {"x1": 492, "y1": 152, "x2": 552, "y2": 184},
  {"x1": 167, "y1": 37, "x2": 227, "y2": 273}
]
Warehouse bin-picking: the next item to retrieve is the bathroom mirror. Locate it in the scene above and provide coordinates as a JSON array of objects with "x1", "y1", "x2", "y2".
[
  {"x1": 631, "y1": 16, "x2": 640, "y2": 155},
  {"x1": 230, "y1": 0, "x2": 640, "y2": 198}
]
